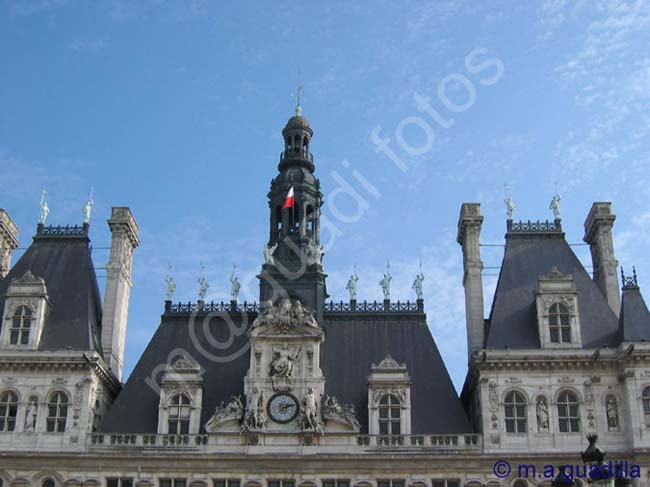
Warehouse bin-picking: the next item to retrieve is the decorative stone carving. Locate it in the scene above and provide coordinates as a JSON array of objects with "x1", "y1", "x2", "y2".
[
  {"x1": 172, "y1": 357, "x2": 197, "y2": 370},
  {"x1": 252, "y1": 298, "x2": 318, "y2": 331},
  {"x1": 298, "y1": 387, "x2": 323, "y2": 434},
  {"x1": 584, "y1": 379, "x2": 595, "y2": 404},
  {"x1": 373, "y1": 354, "x2": 404, "y2": 369},
  {"x1": 488, "y1": 381, "x2": 498, "y2": 412},
  {"x1": 205, "y1": 396, "x2": 244, "y2": 432},
  {"x1": 372, "y1": 387, "x2": 407, "y2": 406},
  {"x1": 323, "y1": 395, "x2": 360, "y2": 432},
  {"x1": 263, "y1": 242, "x2": 278, "y2": 265},
  {"x1": 12, "y1": 270, "x2": 43, "y2": 284},
  {"x1": 536, "y1": 398, "x2": 549, "y2": 431},
  {"x1": 542, "y1": 266, "x2": 565, "y2": 280},
  {"x1": 242, "y1": 388, "x2": 267, "y2": 432},
  {"x1": 269, "y1": 343, "x2": 301, "y2": 378}
]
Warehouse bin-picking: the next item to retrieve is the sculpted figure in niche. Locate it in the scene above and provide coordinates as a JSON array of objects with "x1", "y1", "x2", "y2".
[
  {"x1": 24, "y1": 399, "x2": 37, "y2": 431},
  {"x1": 270, "y1": 343, "x2": 301, "y2": 378},
  {"x1": 536, "y1": 398, "x2": 549, "y2": 431},
  {"x1": 606, "y1": 396, "x2": 619, "y2": 430}
]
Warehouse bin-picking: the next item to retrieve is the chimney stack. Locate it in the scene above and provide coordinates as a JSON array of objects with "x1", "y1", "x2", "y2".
[
  {"x1": 102, "y1": 207, "x2": 139, "y2": 381},
  {"x1": 0, "y1": 209, "x2": 19, "y2": 278},
  {"x1": 584, "y1": 202, "x2": 620, "y2": 317},
  {"x1": 457, "y1": 203, "x2": 485, "y2": 361}
]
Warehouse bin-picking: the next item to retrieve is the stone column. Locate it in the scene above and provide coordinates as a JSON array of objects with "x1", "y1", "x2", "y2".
[
  {"x1": 457, "y1": 203, "x2": 485, "y2": 361},
  {"x1": 584, "y1": 202, "x2": 620, "y2": 316},
  {"x1": 102, "y1": 207, "x2": 139, "y2": 381},
  {"x1": 0, "y1": 209, "x2": 19, "y2": 278}
]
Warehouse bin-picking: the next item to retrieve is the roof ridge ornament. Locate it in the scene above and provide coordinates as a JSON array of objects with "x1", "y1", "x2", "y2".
[
  {"x1": 373, "y1": 353, "x2": 406, "y2": 369},
  {"x1": 541, "y1": 266, "x2": 567, "y2": 280},
  {"x1": 621, "y1": 266, "x2": 639, "y2": 289},
  {"x1": 12, "y1": 269, "x2": 44, "y2": 284}
]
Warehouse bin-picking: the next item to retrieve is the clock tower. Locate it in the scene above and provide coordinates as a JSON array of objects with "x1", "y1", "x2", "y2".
[{"x1": 258, "y1": 106, "x2": 328, "y2": 321}]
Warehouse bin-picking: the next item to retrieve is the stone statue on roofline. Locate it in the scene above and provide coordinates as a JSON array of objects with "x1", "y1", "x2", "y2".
[
  {"x1": 379, "y1": 261, "x2": 391, "y2": 300},
  {"x1": 346, "y1": 266, "x2": 359, "y2": 301},
  {"x1": 412, "y1": 262, "x2": 425, "y2": 300},
  {"x1": 550, "y1": 193, "x2": 561, "y2": 219},
  {"x1": 38, "y1": 189, "x2": 49, "y2": 225}
]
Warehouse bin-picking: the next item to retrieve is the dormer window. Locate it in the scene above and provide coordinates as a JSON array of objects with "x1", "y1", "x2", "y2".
[
  {"x1": 167, "y1": 394, "x2": 191, "y2": 434},
  {"x1": 368, "y1": 354, "x2": 411, "y2": 436},
  {"x1": 10, "y1": 306, "x2": 32, "y2": 345},
  {"x1": 157, "y1": 357, "x2": 203, "y2": 434},
  {"x1": 1, "y1": 271, "x2": 49, "y2": 349},
  {"x1": 549, "y1": 302, "x2": 571, "y2": 344},
  {"x1": 535, "y1": 267, "x2": 582, "y2": 348},
  {"x1": 378, "y1": 394, "x2": 402, "y2": 435}
]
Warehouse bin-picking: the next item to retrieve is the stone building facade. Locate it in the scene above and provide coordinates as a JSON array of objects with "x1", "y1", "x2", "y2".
[{"x1": 1, "y1": 112, "x2": 650, "y2": 487}]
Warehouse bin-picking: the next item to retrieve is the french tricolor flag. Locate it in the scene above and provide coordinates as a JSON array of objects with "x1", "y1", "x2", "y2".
[{"x1": 282, "y1": 186, "x2": 295, "y2": 209}]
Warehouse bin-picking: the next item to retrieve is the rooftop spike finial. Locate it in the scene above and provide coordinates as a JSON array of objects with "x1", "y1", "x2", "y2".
[{"x1": 292, "y1": 70, "x2": 303, "y2": 116}]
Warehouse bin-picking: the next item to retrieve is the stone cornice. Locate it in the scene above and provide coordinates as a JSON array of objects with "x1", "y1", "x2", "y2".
[{"x1": 0, "y1": 351, "x2": 121, "y2": 397}]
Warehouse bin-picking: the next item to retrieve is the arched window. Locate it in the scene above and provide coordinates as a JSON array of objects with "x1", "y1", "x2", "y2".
[
  {"x1": 306, "y1": 205, "x2": 314, "y2": 236},
  {"x1": 642, "y1": 386, "x2": 650, "y2": 426},
  {"x1": 167, "y1": 394, "x2": 191, "y2": 434},
  {"x1": 513, "y1": 480, "x2": 527, "y2": 487},
  {"x1": 557, "y1": 390, "x2": 580, "y2": 433},
  {"x1": 504, "y1": 391, "x2": 527, "y2": 433},
  {"x1": 0, "y1": 391, "x2": 18, "y2": 432},
  {"x1": 42, "y1": 478, "x2": 55, "y2": 487},
  {"x1": 10, "y1": 305, "x2": 32, "y2": 345},
  {"x1": 549, "y1": 302, "x2": 571, "y2": 343},
  {"x1": 378, "y1": 394, "x2": 401, "y2": 435},
  {"x1": 46, "y1": 391, "x2": 68, "y2": 432}
]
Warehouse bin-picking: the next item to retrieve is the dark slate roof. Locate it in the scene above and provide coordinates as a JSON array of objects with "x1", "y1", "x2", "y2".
[
  {"x1": 485, "y1": 230, "x2": 619, "y2": 349},
  {"x1": 0, "y1": 227, "x2": 103, "y2": 353},
  {"x1": 618, "y1": 285, "x2": 650, "y2": 342},
  {"x1": 101, "y1": 311, "x2": 471, "y2": 434}
]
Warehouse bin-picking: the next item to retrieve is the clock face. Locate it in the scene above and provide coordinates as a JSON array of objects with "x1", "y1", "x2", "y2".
[{"x1": 267, "y1": 393, "x2": 299, "y2": 424}]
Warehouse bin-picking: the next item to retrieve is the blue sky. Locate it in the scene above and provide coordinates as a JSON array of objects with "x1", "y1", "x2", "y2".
[{"x1": 1, "y1": 1, "x2": 650, "y2": 390}]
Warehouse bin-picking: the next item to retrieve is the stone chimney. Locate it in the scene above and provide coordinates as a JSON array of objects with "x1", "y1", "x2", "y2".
[
  {"x1": 102, "y1": 207, "x2": 139, "y2": 381},
  {"x1": 457, "y1": 203, "x2": 485, "y2": 360},
  {"x1": 584, "y1": 202, "x2": 620, "y2": 317},
  {"x1": 0, "y1": 209, "x2": 19, "y2": 278}
]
